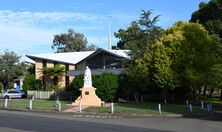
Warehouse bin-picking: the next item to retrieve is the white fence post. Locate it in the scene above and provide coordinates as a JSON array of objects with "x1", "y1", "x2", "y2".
[
  {"x1": 189, "y1": 104, "x2": 193, "y2": 113},
  {"x1": 201, "y1": 101, "x2": 204, "y2": 109},
  {"x1": 158, "y1": 104, "x2": 162, "y2": 115},
  {"x1": 58, "y1": 102, "x2": 61, "y2": 112},
  {"x1": 79, "y1": 102, "x2": 82, "y2": 112},
  {"x1": 4, "y1": 98, "x2": 8, "y2": 108},
  {"x1": 186, "y1": 100, "x2": 189, "y2": 105},
  {"x1": 29, "y1": 99, "x2": 32, "y2": 110},
  {"x1": 111, "y1": 102, "x2": 114, "y2": 114}
]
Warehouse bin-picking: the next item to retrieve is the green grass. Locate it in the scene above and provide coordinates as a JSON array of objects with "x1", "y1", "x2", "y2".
[
  {"x1": 199, "y1": 96, "x2": 222, "y2": 104},
  {"x1": 0, "y1": 99, "x2": 71, "y2": 111},
  {"x1": 84, "y1": 102, "x2": 209, "y2": 115}
]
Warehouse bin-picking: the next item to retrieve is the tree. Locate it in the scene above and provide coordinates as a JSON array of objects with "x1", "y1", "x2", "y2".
[
  {"x1": 160, "y1": 22, "x2": 213, "y2": 101},
  {"x1": 114, "y1": 10, "x2": 164, "y2": 59},
  {"x1": 41, "y1": 64, "x2": 65, "y2": 90},
  {"x1": 22, "y1": 74, "x2": 42, "y2": 92},
  {"x1": 207, "y1": 64, "x2": 222, "y2": 99},
  {"x1": 190, "y1": 0, "x2": 222, "y2": 38},
  {"x1": 0, "y1": 50, "x2": 27, "y2": 89},
  {"x1": 52, "y1": 29, "x2": 88, "y2": 52}
]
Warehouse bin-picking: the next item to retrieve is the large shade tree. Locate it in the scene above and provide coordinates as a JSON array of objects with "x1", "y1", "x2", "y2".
[
  {"x1": 114, "y1": 10, "x2": 164, "y2": 59},
  {"x1": 190, "y1": 0, "x2": 222, "y2": 39},
  {"x1": 114, "y1": 10, "x2": 164, "y2": 101},
  {"x1": 52, "y1": 29, "x2": 97, "y2": 53},
  {"x1": 0, "y1": 50, "x2": 27, "y2": 89}
]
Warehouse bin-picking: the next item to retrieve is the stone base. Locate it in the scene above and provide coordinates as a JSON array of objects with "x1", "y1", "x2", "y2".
[{"x1": 72, "y1": 87, "x2": 102, "y2": 107}]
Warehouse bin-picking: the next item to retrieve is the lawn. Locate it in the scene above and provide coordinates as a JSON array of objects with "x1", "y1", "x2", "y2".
[
  {"x1": 84, "y1": 102, "x2": 209, "y2": 115},
  {"x1": 0, "y1": 99, "x2": 71, "y2": 111},
  {"x1": 199, "y1": 96, "x2": 222, "y2": 105}
]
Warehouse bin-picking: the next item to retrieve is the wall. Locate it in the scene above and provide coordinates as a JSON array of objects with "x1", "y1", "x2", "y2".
[{"x1": 35, "y1": 59, "x2": 43, "y2": 80}]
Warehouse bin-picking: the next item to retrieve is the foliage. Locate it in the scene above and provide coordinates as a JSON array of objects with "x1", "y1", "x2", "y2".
[
  {"x1": 71, "y1": 73, "x2": 119, "y2": 102},
  {"x1": 22, "y1": 74, "x2": 42, "y2": 92},
  {"x1": 70, "y1": 74, "x2": 84, "y2": 97},
  {"x1": 190, "y1": 0, "x2": 222, "y2": 38},
  {"x1": 157, "y1": 22, "x2": 213, "y2": 101},
  {"x1": 0, "y1": 50, "x2": 27, "y2": 89},
  {"x1": 40, "y1": 64, "x2": 65, "y2": 90},
  {"x1": 52, "y1": 28, "x2": 97, "y2": 52},
  {"x1": 114, "y1": 10, "x2": 164, "y2": 59},
  {"x1": 93, "y1": 73, "x2": 119, "y2": 102}
]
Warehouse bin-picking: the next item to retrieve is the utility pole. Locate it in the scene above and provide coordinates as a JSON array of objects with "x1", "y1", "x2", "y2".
[{"x1": 108, "y1": 16, "x2": 112, "y2": 50}]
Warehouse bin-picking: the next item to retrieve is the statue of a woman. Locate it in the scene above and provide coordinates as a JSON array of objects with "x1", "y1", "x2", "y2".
[{"x1": 83, "y1": 66, "x2": 92, "y2": 87}]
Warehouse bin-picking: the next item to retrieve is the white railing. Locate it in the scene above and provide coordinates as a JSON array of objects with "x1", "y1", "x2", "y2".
[{"x1": 27, "y1": 90, "x2": 54, "y2": 99}]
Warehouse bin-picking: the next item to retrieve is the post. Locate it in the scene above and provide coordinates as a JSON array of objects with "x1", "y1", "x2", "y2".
[
  {"x1": 201, "y1": 101, "x2": 204, "y2": 109},
  {"x1": 189, "y1": 104, "x2": 192, "y2": 113},
  {"x1": 186, "y1": 100, "x2": 189, "y2": 105},
  {"x1": 4, "y1": 98, "x2": 8, "y2": 108},
  {"x1": 158, "y1": 104, "x2": 162, "y2": 115},
  {"x1": 79, "y1": 102, "x2": 82, "y2": 112},
  {"x1": 29, "y1": 99, "x2": 32, "y2": 110},
  {"x1": 210, "y1": 103, "x2": 213, "y2": 112},
  {"x1": 208, "y1": 103, "x2": 213, "y2": 112},
  {"x1": 58, "y1": 102, "x2": 61, "y2": 112},
  {"x1": 32, "y1": 95, "x2": 35, "y2": 101},
  {"x1": 207, "y1": 104, "x2": 210, "y2": 112},
  {"x1": 141, "y1": 97, "x2": 143, "y2": 102},
  {"x1": 111, "y1": 102, "x2": 114, "y2": 114}
]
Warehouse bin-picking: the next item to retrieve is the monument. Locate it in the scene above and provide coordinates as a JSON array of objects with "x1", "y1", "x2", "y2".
[{"x1": 72, "y1": 66, "x2": 102, "y2": 106}]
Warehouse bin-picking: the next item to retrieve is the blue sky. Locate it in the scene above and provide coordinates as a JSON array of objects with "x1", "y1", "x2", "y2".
[{"x1": 0, "y1": 0, "x2": 208, "y2": 59}]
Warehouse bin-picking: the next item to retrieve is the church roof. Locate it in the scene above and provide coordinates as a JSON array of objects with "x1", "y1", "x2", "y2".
[{"x1": 26, "y1": 48, "x2": 130, "y2": 65}]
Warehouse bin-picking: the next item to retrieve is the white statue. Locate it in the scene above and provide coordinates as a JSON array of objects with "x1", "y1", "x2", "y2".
[{"x1": 83, "y1": 66, "x2": 92, "y2": 87}]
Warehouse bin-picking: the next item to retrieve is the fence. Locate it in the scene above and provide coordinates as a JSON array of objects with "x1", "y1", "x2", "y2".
[{"x1": 27, "y1": 90, "x2": 55, "y2": 99}]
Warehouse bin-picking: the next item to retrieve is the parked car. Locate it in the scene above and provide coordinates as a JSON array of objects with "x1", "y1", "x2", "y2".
[{"x1": 2, "y1": 90, "x2": 24, "y2": 99}]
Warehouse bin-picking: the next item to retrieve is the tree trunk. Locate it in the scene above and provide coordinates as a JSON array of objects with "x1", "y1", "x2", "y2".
[
  {"x1": 191, "y1": 86, "x2": 197, "y2": 102},
  {"x1": 209, "y1": 87, "x2": 214, "y2": 97},
  {"x1": 202, "y1": 85, "x2": 207, "y2": 96}
]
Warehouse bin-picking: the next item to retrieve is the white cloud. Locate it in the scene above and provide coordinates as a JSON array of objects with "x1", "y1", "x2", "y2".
[
  {"x1": 0, "y1": 24, "x2": 54, "y2": 48},
  {"x1": 0, "y1": 10, "x2": 137, "y2": 56}
]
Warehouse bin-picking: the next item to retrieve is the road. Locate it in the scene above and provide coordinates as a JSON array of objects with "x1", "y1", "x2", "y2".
[{"x1": 0, "y1": 110, "x2": 221, "y2": 132}]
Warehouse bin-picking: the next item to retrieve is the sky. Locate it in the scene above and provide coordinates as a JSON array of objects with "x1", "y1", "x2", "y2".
[{"x1": 0, "y1": 0, "x2": 208, "y2": 60}]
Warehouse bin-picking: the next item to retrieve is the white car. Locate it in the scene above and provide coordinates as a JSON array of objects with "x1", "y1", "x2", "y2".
[{"x1": 2, "y1": 90, "x2": 23, "y2": 99}]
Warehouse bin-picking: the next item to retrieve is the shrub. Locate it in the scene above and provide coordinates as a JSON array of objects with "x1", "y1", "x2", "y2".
[
  {"x1": 71, "y1": 73, "x2": 119, "y2": 102},
  {"x1": 22, "y1": 74, "x2": 42, "y2": 92},
  {"x1": 93, "y1": 73, "x2": 119, "y2": 102}
]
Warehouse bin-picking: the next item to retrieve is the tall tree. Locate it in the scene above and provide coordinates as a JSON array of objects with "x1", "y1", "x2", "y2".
[
  {"x1": 160, "y1": 22, "x2": 213, "y2": 101},
  {"x1": 52, "y1": 29, "x2": 88, "y2": 52},
  {"x1": 0, "y1": 50, "x2": 27, "y2": 89},
  {"x1": 114, "y1": 10, "x2": 164, "y2": 59},
  {"x1": 190, "y1": 0, "x2": 222, "y2": 38}
]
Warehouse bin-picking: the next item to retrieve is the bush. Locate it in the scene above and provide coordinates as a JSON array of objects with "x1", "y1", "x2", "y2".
[
  {"x1": 70, "y1": 73, "x2": 119, "y2": 102},
  {"x1": 23, "y1": 74, "x2": 42, "y2": 92},
  {"x1": 93, "y1": 73, "x2": 119, "y2": 102}
]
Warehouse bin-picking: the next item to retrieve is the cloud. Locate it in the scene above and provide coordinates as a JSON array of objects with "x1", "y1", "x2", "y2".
[{"x1": 0, "y1": 10, "x2": 137, "y2": 57}]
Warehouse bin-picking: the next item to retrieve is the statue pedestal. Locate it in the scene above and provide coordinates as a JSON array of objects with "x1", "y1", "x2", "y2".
[{"x1": 72, "y1": 87, "x2": 102, "y2": 106}]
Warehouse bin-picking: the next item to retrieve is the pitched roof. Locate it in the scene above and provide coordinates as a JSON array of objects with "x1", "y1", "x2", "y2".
[{"x1": 26, "y1": 48, "x2": 130, "y2": 65}]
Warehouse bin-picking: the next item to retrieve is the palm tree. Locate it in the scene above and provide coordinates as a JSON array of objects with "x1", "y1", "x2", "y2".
[{"x1": 40, "y1": 64, "x2": 65, "y2": 90}]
